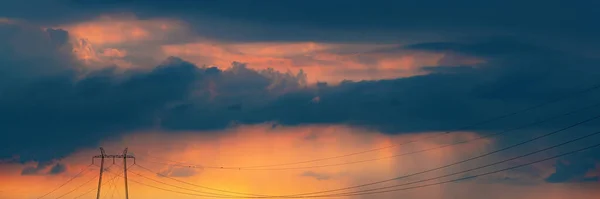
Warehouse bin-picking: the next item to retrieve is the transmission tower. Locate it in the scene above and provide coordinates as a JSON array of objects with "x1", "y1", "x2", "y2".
[{"x1": 92, "y1": 147, "x2": 135, "y2": 199}]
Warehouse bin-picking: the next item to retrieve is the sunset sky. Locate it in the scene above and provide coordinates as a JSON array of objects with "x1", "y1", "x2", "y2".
[{"x1": 1, "y1": 0, "x2": 600, "y2": 199}]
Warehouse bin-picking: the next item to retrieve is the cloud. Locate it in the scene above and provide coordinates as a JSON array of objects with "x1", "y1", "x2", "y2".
[
  {"x1": 301, "y1": 171, "x2": 346, "y2": 181},
  {"x1": 57, "y1": 14, "x2": 192, "y2": 46},
  {"x1": 0, "y1": 17, "x2": 17, "y2": 24},
  {"x1": 161, "y1": 41, "x2": 447, "y2": 82},
  {"x1": 545, "y1": 150, "x2": 600, "y2": 183},
  {"x1": 48, "y1": 14, "x2": 455, "y2": 82},
  {"x1": 403, "y1": 37, "x2": 549, "y2": 58},
  {"x1": 1, "y1": 0, "x2": 597, "y2": 45},
  {"x1": 48, "y1": 163, "x2": 67, "y2": 175},
  {"x1": 20, "y1": 162, "x2": 51, "y2": 175},
  {"x1": 0, "y1": 23, "x2": 76, "y2": 85},
  {"x1": 57, "y1": 14, "x2": 194, "y2": 70},
  {"x1": 0, "y1": 56, "x2": 308, "y2": 162},
  {"x1": 0, "y1": 23, "x2": 310, "y2": 162},
  {"x1": 301, "y1": 171, "x2": 332, "y2": 180},
  {"x1": 3, "y1": 22, "x2": 600, "y2": 166},
  {"x1": 2, "y1": 10, "x2": 600, "y2": 192},
  {"x1": 20, "y1": 162, "x2": 66, "y2": 176},
  {"x1": 101, "y1": 48, "x2": 127, "y2": 58},
  {"x1": 157, "y1": 166, "x2": 199, "y2": 178},
  {"x1": 0, "y1": 3, "x2": 599, "y2": 199}
]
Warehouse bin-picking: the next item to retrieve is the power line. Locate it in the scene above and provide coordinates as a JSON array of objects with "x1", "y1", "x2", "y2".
[
  {"x1": 100, "y1": 163, "x2": 272, "y2": 197},
  {"x1": 100, "y1": 166, "x2": 242, "y2": 198},
  {"x1": 114, "y1": 105, "x2": 600, "y2": 198},
  {"x1": 54, "y1": 168, "x2": 101, "y2": 199},
  {"x1": 92, "y1": 147, "x2": 135, "y2": 199},
  {"x1": 114, "y1": 173, "x2": 123, "y2": 199},
  {"x1": 141, "y1": 101, "x2": 600, "y2": 171},
  {"x1": 128, "y1": 176, "x2": 236, "y2": 198},
  {"x1": 115, "y1": 113, "x2": 600, "y2": 198},
  {"x1": 73, "y1": 174, "x2": 119, "y2": 199},
  {"x1": 103, "y1": 168, "x2": 115, "y2": 199},
  {"x1": 74, "y1": 164, "x2": 126, "y2": 199},
  {"x1": 139, "y1": 82, "x2": 600, "y2": 170},
  {"x1": 141, "y1": 133, "x2": 446, "y2": 169},
  {"x1": 36, "y1": 163, "x2": 93, "y2": 199},
  {"x1": 263, "y1": 112, "x2": 600, "y2": 197},
  {"x1": 134, "y1": 164, "x2": 274, "y2": 197},
  {"x1": 323, "y1": 142, "x2": 600, "y2": 198},
  {"x1": 25, "y1": 84, "x2": 598, "y2": 198},
  {"x1": 306, "y1": 130, "x2": 600, "y2": 197},
  {"x1": 123, "y1": 138, "x2": 600, "y2": 198},
  {"x1": 107, "y1": 170, "x2": 119, "y2": 199},
  {"x1": 126, "y1": 167, "x2": 249, "y2": 197}
]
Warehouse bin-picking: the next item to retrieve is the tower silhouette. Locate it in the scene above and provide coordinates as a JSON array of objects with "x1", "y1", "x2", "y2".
[{"x1": 93, "y1": 147, "x2": 135, "y2": 199}]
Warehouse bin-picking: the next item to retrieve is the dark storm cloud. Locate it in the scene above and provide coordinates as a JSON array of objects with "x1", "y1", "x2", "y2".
[
  {"x1": 0, "y1": 24, "x2": 75, "y2": 85},
  {"x1": 403, "y1": 37, "x2": 546, "y2": 56},
  {"x1": 0, "y1": 23, "x2": 308, "y2": 162},
  {"x1": 0, "y1": 22, "x2": 204, "y2": 161},
  {"x1": 545, "y1": 150, "x2": 600, "y2": 183},
  {"x1": 1, "y1": 0, "x2": 598, "y2": 43},
  {"x1": 49, "y1": 163, "x2": 67, "y2": 175},
  {"x1": 2, "y1": 23, "x2": 600, "y2": 166},
  {"x1": 20, "y1": 162, "x2": 66, "y2": 175},
  {"x1": 1, "y1": 60, "x2": 196, "y2": 162},
  {"x1": 20, "y1": 161, "x2": 52, "y2": 175},
  {"x1": 0, "y1": 58, "x2": 307, "y2": 163},
  {"x1": 2, "y1": 4, "x2": 600, "y2": 184}
]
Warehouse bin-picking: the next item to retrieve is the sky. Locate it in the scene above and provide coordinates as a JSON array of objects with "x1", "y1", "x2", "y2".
[{"x1": 1, "y1": 0, "x2": 600, "y2": 198}]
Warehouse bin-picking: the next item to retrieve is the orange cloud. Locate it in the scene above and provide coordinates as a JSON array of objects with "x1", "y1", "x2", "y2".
[
  {"x1": 70, "y1": 38, "x2": 134, "y2": 69},
  {"x1": 101, "y1": 48, "x2": 128, "y2": 58},
  {"x1": 162, "y1": 42, "x2": 447, "y2": 83},
  {"x1": 60, "y1": 14, "x2": 189, "y2": 46},
  {"x1": 59, "y1": 14, "x2": 190, "y2": 69},
  {"x1": 58, "y1": 14, "x2": 484, "y2": 82},
  {"x1": 0, "y1": 17, "x2": 16, "y2": 24}
]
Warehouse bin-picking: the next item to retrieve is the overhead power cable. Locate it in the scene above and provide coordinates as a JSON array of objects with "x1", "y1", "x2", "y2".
[
  {"x1": 99, "y1": 166, "x2": 243, "y2": 198},
  {"x1": 126, "y1": 167, "x2": 252, "y2": 197},
  {"x1": 54, "y1": 168, "x2": 101, "y2": 199},
  {"x1": 125, "y1": 135, "x2": 600, "y2": 198},
  {"x1": 277, "y1": 112, "x2": 600, "y2": 197},
  {"x1": 140, "y1": 82, "x2": 600, "y2": 170},
  {"x1": 73, "y1": 164, "x2": 125, "y2": 199},
  {"x1": 100, "y1": 163, "x2": 269, "y2": 198},
  {"x1": 123, "y1": 112, "x2": 600, "y2": 198},
  {"x1": 106, "y1": 168, "x2": 119, "y2": 199},
  {"x1": 322, "y1": 142, "x2": 600, "y2": 197},
  {"x1": 307, "y1": 129, "x2": 600, "y2": 197},
  {"x1": 144, "y1": 101, "x2": 600, "y2": 171},
  {"x1": 135, "y1": 164, "x2": 274, "y2": 197},
  {"x1": 135, "y1": 111, "x2": 600, "y2": 198},
  {"x1": 36, "y1": 163, "x2": 93, "y2": 199}
]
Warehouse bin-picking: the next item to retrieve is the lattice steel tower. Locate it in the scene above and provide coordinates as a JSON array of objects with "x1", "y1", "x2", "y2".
[{"x1": 93, "y1": 147, "x2": 135, "y2": 199}]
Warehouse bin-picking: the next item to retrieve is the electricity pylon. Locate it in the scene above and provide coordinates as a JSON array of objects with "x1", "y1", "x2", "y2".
[{"x1": 93, "y1": 147, "x2": 135, "y2": 199}]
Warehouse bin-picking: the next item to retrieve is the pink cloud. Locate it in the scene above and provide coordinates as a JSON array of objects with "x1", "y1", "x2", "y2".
[
  {"x1": 0, "y1": 17, "x2": 16, "y2": 24},
  {"x1": 161, "y1": 41, "x2": 448, "y2": 83},
  {"x1": 101, "y1": 48, "x2": 128, "y2": 58},
  {"x1": 59, "y1": 14, "x2": 189, "y2": 45},
  {"x1": 57, "y1": 14, "x2": 485, "y2": 83}
]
